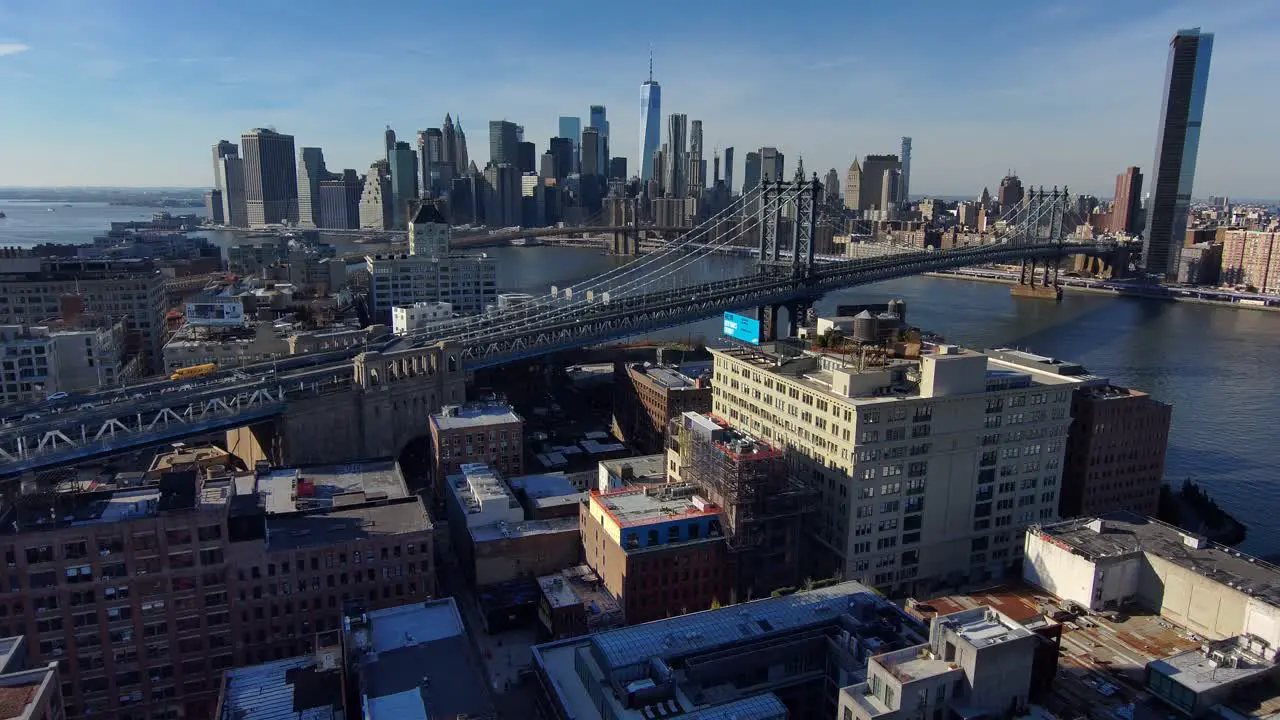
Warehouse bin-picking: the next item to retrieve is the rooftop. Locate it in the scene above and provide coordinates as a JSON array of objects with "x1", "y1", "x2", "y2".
[
  {"x1": 629, "y1": 362, "x2": 711, "y2": 391},
  {"x1": 430, "y1": 401, "x2": 523, "y2": 432},
  {"x1": 265, "y1": 497, "x2": 431, "y2": 552},
  {"x1": 679, "y1": 412, "x2": 782, "y2": 460},
  {"x1": 3, "y1": 475, "x2": 231, "y2": 535},
  {"x1": 538, "y1": 565, "x2": 623, "y2": 628},
  {"x1": 147, "y1": 445, "x2": 234, "y2": 475},
  {"x1": 508, "y1": 472, "x2": 584, "y2": 511},
  {"x1": 0, "y1": 638, "x2": 20, "y2": 675},
  {"x1": 445, "y1": 463, "x2": 521, "y2": 518},
  {"x1": 599, "y1": 454, "x2": 667, "y2": 487},
  {"x1": 251, "y1": 460, "x2": 408, "y2": 515},
  {"x1": 348, "y1": 599, "x2": 494, "y2": 720},
  {"x1": 218, "y1": 655, "x2": 343, "y2": 720},
  {"x1": 590, "y1": 580, "x2": 900, "y2": 673},
  {"x1": 940, "y1": 606, "x2": 1034, "y2": 648},
  {"x1": 1031, "y1": 513, "x2": 1280, "y2": 609},
  {"x1": 470, "y1": 515, "x2": 578, "y2": 543},
  {"x1": 592, "y1": 485, "x2": 721, "y2": 529},
  {"x1": 1151, "y1": 635, "x2": 1279, "y2": 695},
  {"x1": 0, "y1": 684, "x2": 38, "y2": 720},
  {"x1": 0, "y1": 664, "x2": 56, "y2": 720}
]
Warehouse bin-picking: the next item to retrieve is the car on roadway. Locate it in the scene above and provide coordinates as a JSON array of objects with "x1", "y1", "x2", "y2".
[{"x1": 45, "y1": 392, "x2": 68, "y2": 402}]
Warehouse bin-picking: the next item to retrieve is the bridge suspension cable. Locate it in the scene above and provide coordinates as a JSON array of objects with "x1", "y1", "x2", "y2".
[{"x1": 392, "y1": 188, "x2": 765, "y2": 345}]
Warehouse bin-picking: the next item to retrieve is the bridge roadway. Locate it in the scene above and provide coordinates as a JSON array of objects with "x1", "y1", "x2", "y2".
[{"x1": 0, "y1": 239, "x2": 1113, "y2": 476}]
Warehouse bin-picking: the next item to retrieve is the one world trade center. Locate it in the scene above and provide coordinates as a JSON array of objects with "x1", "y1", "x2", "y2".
[{"x1": 639, "y1": 51, "x2": 661, "y2": 183}]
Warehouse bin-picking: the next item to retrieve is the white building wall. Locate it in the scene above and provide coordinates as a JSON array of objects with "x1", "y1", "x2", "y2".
[
  {"x1": 1144, "y1": 553, "x2": 1253, "y2": 642},
  {"x1": 1022, "y1": 531, "x2": 1101, "y2": 610}
]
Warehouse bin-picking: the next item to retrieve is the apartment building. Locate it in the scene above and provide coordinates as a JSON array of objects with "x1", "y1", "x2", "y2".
[
  {"x1": 580, "y1": 483, "x2": 730, "y2": 623},
  {"x1": 839, "y1": 606, "x2": 1041, "y2": 720},
  {"x1": 1219, "y1": 230, "x2": 1280, "y2": 293},
  {"x1": 611, "y1": 362, "x2": 712, "y2": 454},
  {"x1": 365, "y1": 253, "x2": 495, "y2": 324},
  {"x1": 0, "y1": 258, "x2": 165, "y2": 372},
  {"x1": 534, "y1": 580, "x2": 929, "y2": 720},
  {"x1": 442, "y1": 463, "x2": 579, "y2": 587},
  {"x1": 428, "y1": 401, "x2": 524, "y2": 497},
  {"x1": 391, "y1": 300, "x2": 453, "y2": 336},
  {"x1": 1060, "y1": 385, "x2": 1171, "y2": 517},
  {"x1": 0, "y1": 460, "x2": 432, "y2": 720},
  {"x1": 709, "y1": 341, "x2": 1094, "y2": 594}
]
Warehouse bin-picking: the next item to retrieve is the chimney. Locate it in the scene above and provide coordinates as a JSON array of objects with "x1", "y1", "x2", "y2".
[{"x1": 60, "y1": 293, "x2": 86, "y2": 324}]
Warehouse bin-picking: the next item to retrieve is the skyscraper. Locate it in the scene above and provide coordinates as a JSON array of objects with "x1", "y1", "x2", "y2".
[
  {"x1": 824, "y1": 168, "x2": 841, "y2": 206},
  {"x1": 441, "y1": 115, "x2": 458, "y2": 174},
  {"x1": 240, "y1": 128, "x2": 299, "y2": 227},
  {"x1": 1112, "y1": 167, "x2": 1144, "y2": 236},
  {"x1": 589, "y1": 105, "x2": 608, "y2": 176},
  {"x1": 455, "y1": 118, "x2": 470, "y2": 174},
  {"x1": 384, "y1": 126, "x2": 396, "y2": 164},
  {"x1": 743, "y1": 152, "x2": 761, "y2": 194},
  {"x1": 389, "y1": 141, "x2": 419, "y2": 229},
  {"x1": 688, "y1": 120, "x2": 705, "y2": 197},
  {"x1": 1143, "y1": 27, "x2": 1214, "y2": 277},
  {"x1": 880, "y1": 168, "x2": 902, "y2": 211},
  {"x1": 581, "y1": 127, "x2": 601, "y2": 180},
  {"x1": 859, "y1": 154, "x2": 900, "y2": 211},
  {"x1": 759, "y1": 147, "x2": 784, "y2": 182},
  {"x1": 639, "y1": 53, "x2": 661, "y2": 184},
  {"x1": 318, "y1": 169, "x2": 363, "y2": 229},
  {"x1": 664, "y1": 114, "x2": 687, "y2": 197},
  {"x1": 558, "y1": 117, "x2": 582, "y2": 174},
  {"x1": 296, "y1": 147, "x2": 328, "y2": 229},
  {"x1": 997, "y1": 173, "x2": 1024, "y2": 210},
  {"x1": 724, "y1": 147, "x2": 734, "y2": 195},
  {"x1": 516, "y1": 141, "x2": 537, "y2": 174},
  {"x1": 489, "y1": 120, "x2": 519, "y2": 167},
  {"x1": 359, "y1": 163, "x2": 393, "y2": 230},
  {"x1": 899, "y1": 137, "x2": 912, "y2": 204},
  {"x1": 212, "y1": 140, "x2": 248, "y2": 227},
  {"x1": 844, "y1": 160, "x2": 862, "y2": 210},
  {"x1": 548, "y1": 137, "x2": 573, "y2": 181}
]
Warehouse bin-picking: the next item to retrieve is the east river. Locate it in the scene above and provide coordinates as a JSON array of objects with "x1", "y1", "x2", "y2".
[{"x1": 4, "y1": 201, "x2": 1279, "y2": 557}]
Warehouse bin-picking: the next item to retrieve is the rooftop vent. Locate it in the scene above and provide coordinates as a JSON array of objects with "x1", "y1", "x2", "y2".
[
  {"x1": 1086, "y1": 518, "x2": 1107, "y2": 534},
  {"x1": 1182, "y1": 533, "x2": 1209, "y2": 550}
]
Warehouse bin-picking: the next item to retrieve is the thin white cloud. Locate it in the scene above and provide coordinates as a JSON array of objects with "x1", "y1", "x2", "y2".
[{"x1": 0, "y1": 42, "x2": 30, "y2": 56}]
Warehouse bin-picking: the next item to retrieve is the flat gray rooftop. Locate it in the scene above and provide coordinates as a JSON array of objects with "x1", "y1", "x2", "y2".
[
  {"x1": 430, "y1": 402, "x2": 522, "y2": 431},
  {"x1": 588, "y1": 580, "x2": 885, "y2": 673},
  {"x1": 219, "y1": 656, "x2": 342, "y2": 720},
  {"x1": 256, "y1": 460, "x2": 408, "y2": 515},
  {"x1": 1150, "y1": 637, "x2": 1277, "y2": 694},
  {"x1": 265, "y1": 498, "x2": 431, "y2": 552},
  {"x1": 470, "y1": 516, "x2": 578, "y2": 543},
  {"x1": 1036, "y1": 512, "x2": 1280, "y2": 608},
  {"x1": 358, "y1": 599, "x2": 495, "y2": 720}
]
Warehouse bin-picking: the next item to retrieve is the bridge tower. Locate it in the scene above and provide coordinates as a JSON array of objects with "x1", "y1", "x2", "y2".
[
  {"x1": 1012, "y1": 186, "x2": 1068, "y2": 301},
  {"x1": 606, "y1": 196, "x2": 641, "y2": 255},
  {"x1": 756, "y1": 177, "x2": 821, "y2": 340}
]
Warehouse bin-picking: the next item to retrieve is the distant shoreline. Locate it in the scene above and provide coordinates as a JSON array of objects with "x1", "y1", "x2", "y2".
[{"x1": 924, "y1": 270, "x2": 1280, "y2": 312}]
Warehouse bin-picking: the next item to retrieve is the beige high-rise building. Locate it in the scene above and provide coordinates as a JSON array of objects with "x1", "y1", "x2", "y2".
[
  {"x1": 709, "y1": 342, "x2": 1091, "y2": 594},
  {"x1": 359, "y1": 164, "x2": 393, "y2": 230},
  {"x1": 844, "y1": 160, "x2": 862, "y2": 210}
]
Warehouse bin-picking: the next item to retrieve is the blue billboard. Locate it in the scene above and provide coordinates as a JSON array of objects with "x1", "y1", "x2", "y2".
[{"x1": 723, "y1": 312, "x2": 762, "y2": 345}]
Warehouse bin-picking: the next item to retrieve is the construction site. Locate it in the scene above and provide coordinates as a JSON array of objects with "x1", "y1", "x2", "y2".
[{"x1": 668, "y1": 411, "x2": 819, "y2": 602}]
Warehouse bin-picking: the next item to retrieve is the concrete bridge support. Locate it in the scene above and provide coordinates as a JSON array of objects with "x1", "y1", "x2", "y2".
[
  {"x1": 612, "y1": 231, "x2": 639, "y2": 255},
  {"x1": 224, "y1": 342, "x2": 468, "y2": 469}
]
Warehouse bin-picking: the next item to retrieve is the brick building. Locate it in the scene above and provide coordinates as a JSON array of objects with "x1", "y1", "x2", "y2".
[
  {"x1": 429, "y1": 402, "x2": 524, "y2": 498},
  {"x1": 611, "y1": 363, "x2": 712, "y2": 454},
  {"x1": 0, "y1": 460, "x2": 432, "y2": 720},
  {"x1": 581, "y1": 484, "x2": 729, "y2": 624},
  {"x1": 1219, "y1": 230, "x2": 1280, "y2": 293},
  {"x1": 1060, "y1": 385, "x2": 1172, "y2": 518},
  {"x1": 443, "y1": 463, "x2": 579, "y2": 587}
]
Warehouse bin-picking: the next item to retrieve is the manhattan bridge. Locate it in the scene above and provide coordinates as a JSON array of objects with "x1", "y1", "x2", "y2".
[{"x1": 0, "y1": 177, "x2": 1116, "y2": 475}]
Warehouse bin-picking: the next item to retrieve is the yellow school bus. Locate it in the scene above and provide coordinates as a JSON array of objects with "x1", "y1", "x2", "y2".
[{"x1": 169, "y1": 363, "x2": 217, "y2": 382}]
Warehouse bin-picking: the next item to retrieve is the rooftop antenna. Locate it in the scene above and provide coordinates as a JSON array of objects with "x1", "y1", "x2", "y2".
[{"x1": 649, "y1": 45, "x2": 654, "y2": 82}]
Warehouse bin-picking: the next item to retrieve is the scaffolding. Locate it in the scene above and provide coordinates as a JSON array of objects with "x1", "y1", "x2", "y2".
[{"x1": 672, "y1": 413, "x2": 818, "y2": 548}]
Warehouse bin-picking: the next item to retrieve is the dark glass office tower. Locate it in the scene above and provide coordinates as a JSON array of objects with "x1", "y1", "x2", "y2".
[{"x1": 1143, "y1": 27, "x2": 1213, "y2": 278}]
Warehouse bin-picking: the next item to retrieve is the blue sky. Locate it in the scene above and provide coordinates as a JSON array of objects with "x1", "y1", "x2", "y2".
[{"x1": 0, "y1": 0, "x2": 1276, "y2": 197}]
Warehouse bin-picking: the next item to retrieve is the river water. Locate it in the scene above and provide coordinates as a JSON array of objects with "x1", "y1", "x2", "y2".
[{"x1": 4, "y1": 203, "x2": 1279, "y2": 556}]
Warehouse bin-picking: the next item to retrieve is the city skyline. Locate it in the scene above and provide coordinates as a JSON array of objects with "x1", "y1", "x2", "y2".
[{"x1": 0, "y1": 0, "x2": 1276, "y2": 197}]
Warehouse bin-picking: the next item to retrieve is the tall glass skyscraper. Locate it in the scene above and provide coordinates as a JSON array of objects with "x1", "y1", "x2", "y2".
[
  {"x1": 558, "y1": 117, "x2": 581, "y2": 174},
  {"x1": 1143, "y1": 27, "x2": 1213, "y2": 278},
  {"x1": 639, "y1": 56, "x2": 661, "y2": 183},
  {"x1": 589, "y1": 105, "x2": 608, "y2": 176}
]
